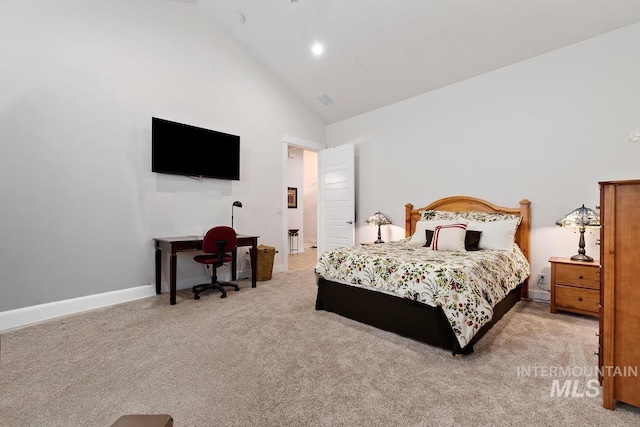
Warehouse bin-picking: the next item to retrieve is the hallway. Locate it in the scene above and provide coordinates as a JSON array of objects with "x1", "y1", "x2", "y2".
[{"x1": 288, "y1": 247, "x2": 318, "y2": 271}]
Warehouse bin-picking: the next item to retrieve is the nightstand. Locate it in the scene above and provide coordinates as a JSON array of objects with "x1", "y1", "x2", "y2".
[{"x1": 549, "y1": 257, "x2": 600, "y2": 317}]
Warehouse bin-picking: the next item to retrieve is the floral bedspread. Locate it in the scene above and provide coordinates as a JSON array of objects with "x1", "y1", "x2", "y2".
[{"x1": 314, "y1": 240, "x2": 530, "y2": 347}]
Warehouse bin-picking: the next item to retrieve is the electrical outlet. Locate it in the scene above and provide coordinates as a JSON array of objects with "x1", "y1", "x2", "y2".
[{"x1": 537, "y1": 273, "x2": 546, "y2": 284}]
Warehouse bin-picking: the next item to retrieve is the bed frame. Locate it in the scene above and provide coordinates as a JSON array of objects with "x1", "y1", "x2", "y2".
[{"x1": 315, "y1": 195, "x2": 531, "y2": 355}]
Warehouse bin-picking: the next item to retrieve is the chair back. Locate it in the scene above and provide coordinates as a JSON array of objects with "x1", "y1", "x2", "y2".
[{"x1": 202, "y1": 226, "x2": 237, "y2": 254}]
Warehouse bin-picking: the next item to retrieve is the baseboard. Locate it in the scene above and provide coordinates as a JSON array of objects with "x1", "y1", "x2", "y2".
[
  {"x1": 529, "y1": 289, "x2": 551, "y2": 302},
  {"x1": 0, "y1": 285, "x2": 156, "y2": 333},
  {"x1": 2, "y1": 264, "x2": 288, "y2": 332}
]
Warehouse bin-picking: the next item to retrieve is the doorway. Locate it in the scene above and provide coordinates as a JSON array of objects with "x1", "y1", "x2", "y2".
[
  {"x1": 282, "y1": 135, "x2": 325, "y2": 271},
  {"x1": 286, "y1": 147, "x2": 318, "y2": 271}
]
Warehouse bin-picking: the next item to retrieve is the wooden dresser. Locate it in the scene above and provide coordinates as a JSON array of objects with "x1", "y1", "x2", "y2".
[
  {"x1": 599, "y1": 180, "x2": 640, "y2": 410},
  {"x1": 549, "y1": 257, "x2": 600, "y2": 317}
]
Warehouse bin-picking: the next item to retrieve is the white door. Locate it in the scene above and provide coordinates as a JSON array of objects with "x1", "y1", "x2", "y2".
[{"x1": 318, "y1": 143, "x2": 355, "y2": 256}]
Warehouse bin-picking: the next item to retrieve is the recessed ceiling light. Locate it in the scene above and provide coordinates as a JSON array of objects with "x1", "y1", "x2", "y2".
[{"x1": 311, "y1": 43, "x2": 324, "y2": 56}]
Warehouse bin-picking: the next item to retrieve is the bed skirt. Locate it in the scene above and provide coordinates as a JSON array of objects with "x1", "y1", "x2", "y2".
[{"x1": 315, "y1": 277, "x2": 523, "y2": 355}]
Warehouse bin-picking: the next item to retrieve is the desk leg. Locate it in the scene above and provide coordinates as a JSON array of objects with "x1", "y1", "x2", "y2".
[
  {"x1": 155, "y1": 247, "x2": 162, "y2": 295},
  {"x1": 169, "y1": 252, "x2": 177, "y2": 305},
  {"x1": 250, "y1": 245, "x2": 257, "y2": 288},
  {"x1": 231, "y1": 249, "x2": 238, "y2": 281}
]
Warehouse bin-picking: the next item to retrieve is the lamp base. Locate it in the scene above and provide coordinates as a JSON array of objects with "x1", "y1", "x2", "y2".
[
  {"x1": 374, "y1": 239, "x2": 384, "y2": 244},
  {"x1": 570, "y1": 253, "x2": 594, "y2": 262}
]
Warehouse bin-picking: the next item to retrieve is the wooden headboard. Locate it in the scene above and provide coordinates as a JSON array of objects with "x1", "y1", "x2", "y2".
[{"x1": 405, "y1": 195, "x2": 531, "y2": 300}]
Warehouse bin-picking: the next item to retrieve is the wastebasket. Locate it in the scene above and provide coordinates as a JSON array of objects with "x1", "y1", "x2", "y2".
[{"x1": 256, "y1": 244, "x2": 277, "y2": 281}]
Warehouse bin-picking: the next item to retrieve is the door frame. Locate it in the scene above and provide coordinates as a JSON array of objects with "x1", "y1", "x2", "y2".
[{"x1": 281, "y1": 135, "x2": 325, "y2": 271}]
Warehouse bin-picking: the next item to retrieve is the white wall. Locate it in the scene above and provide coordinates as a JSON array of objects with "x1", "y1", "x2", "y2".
[
  {"x1": 0, "y1": 0, "x2": 325, "y2": 313},
  {"x1": 327, "y1": 23, "x2": 640, "y2": 301}
]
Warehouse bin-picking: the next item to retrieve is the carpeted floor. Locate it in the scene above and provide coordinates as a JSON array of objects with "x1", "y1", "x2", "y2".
[{"x1": 1, "y1": 269, "x2": 639, "y2": 426}]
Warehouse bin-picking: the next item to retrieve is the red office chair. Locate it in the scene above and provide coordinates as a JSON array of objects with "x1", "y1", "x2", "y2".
[{"x1": 192, "y1": 226, "x2": 240, "y2": 300}]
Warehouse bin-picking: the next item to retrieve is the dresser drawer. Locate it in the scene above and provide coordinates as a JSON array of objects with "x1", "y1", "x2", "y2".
[
  {"x1": 555, "y1": 263, "x2": 600, "y2": 289},
  {"x1": 555, "y1": 285, "x2": 599, "y2": 314}
]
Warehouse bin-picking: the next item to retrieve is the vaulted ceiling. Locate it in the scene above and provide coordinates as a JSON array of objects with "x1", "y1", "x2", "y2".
[{"x1": 188, "y1": 0, "x2": 640, "y2": 124}]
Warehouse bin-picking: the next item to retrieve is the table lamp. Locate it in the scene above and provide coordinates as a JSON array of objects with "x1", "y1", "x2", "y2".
[
  {"x1": 365, "y1": 211, "x2": 392, "y2": 244},
  {"x1": 231, "y1": 201, "x2": 242, "y2": 229},
  {"x1": 555, "y1": 204, "x2": 600, "y2": 262}
]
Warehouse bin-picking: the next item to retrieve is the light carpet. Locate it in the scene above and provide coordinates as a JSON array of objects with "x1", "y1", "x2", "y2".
[{"x1": 1, "y1": 269, "x2": 639, "y2": 426}]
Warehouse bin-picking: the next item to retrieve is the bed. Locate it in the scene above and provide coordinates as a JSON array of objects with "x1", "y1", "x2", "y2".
[{"x1": 314, "y1": 196, "x2": 531, "y2": 355}]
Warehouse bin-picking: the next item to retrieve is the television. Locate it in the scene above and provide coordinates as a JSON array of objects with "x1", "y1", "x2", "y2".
[{"x1": 152, "y1": 117, "x2": 240, "y2": 180}]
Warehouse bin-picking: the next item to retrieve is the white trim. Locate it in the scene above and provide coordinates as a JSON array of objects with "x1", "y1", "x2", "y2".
[
  {"x1": 282, "y1": 134, "x2": 325, "y2": 151},
  {"x1": 283, "y1": 142, "x2": 290, "y2": 271},
  {"x1": 0, "y1": 285, "x2": 156, "y2": 332}
]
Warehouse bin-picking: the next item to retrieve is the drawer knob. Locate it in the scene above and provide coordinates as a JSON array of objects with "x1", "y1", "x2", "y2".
[
  {"x1": 578, "y1": 274, "x2": 584, "y2": 279},
  {"x1": 578, "y1": 297, "x2": 583, "y2": 302}
]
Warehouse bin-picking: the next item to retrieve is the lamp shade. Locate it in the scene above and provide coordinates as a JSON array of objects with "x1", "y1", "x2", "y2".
[
  {"x1": 555, "y1": 204, "x2": 600, "y2": 228},
  {"x1": 365, "y1": 211, "x2": 391, "y2": 226}
]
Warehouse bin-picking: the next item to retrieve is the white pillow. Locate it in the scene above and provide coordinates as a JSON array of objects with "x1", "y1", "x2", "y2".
[
  {"x1": 430, "y1": 222, "x2": 468, "y2": 252},
  {"x1": 467, "y1": 219, "x2": 519, "y2": 251},
  {"x1": 409, "y1": 220, "x2": 464, "y2": 245}
]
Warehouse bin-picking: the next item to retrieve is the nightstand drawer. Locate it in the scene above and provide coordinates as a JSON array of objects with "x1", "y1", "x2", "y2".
[
  {"x1": 555, "y1": 263, "x2": 599, "y2": 289},
  {"x1": 555, "y1": 285, "x2": 599, "y2": 313}
]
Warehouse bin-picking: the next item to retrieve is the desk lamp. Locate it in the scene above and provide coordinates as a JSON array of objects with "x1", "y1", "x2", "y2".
[
  {"x1": 365, "y1": 211, "x2": 392, "y2": 244},
  {"x1": 555, "y1": 204, "x2": 600, "y2": 262},
  {"x1": 231, "y1": 201, "x2": 242, "y2": 229}
]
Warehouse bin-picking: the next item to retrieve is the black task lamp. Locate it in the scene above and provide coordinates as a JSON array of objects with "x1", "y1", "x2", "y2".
[
  {"x1": 231, "y1": 201, "x2": 242, "y2": 229},
  {"x1": 365, "y1": 211, "x2": 392, "y2": 244},
  {"x1": 555, "y1": 204, "x2": 600, "y2": 262}
]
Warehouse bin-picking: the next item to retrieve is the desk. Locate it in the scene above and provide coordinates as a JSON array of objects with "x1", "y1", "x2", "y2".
[{"x1": 154, "y1": 234, "x2": 259, "y2": 305}]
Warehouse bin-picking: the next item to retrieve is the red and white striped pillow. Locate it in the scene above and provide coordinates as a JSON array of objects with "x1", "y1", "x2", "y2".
[{"x1": 430, "y1": 222, "x2": 468, "y2": 251}]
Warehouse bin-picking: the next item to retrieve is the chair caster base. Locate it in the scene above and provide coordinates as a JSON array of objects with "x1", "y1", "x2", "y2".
[{"x1": 192, "y1": 281, "x2": 237, "y2": 300}]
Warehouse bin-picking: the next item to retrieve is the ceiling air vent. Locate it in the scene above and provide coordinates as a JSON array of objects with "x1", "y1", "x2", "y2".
[{"x1": 317, "y1": 93, "x2": 334, "y2": 106}]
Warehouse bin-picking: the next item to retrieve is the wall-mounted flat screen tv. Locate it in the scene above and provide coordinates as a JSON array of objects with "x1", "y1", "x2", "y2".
[{"x1": 152, "y1": 117, "x2": 240, "y2": 180}]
